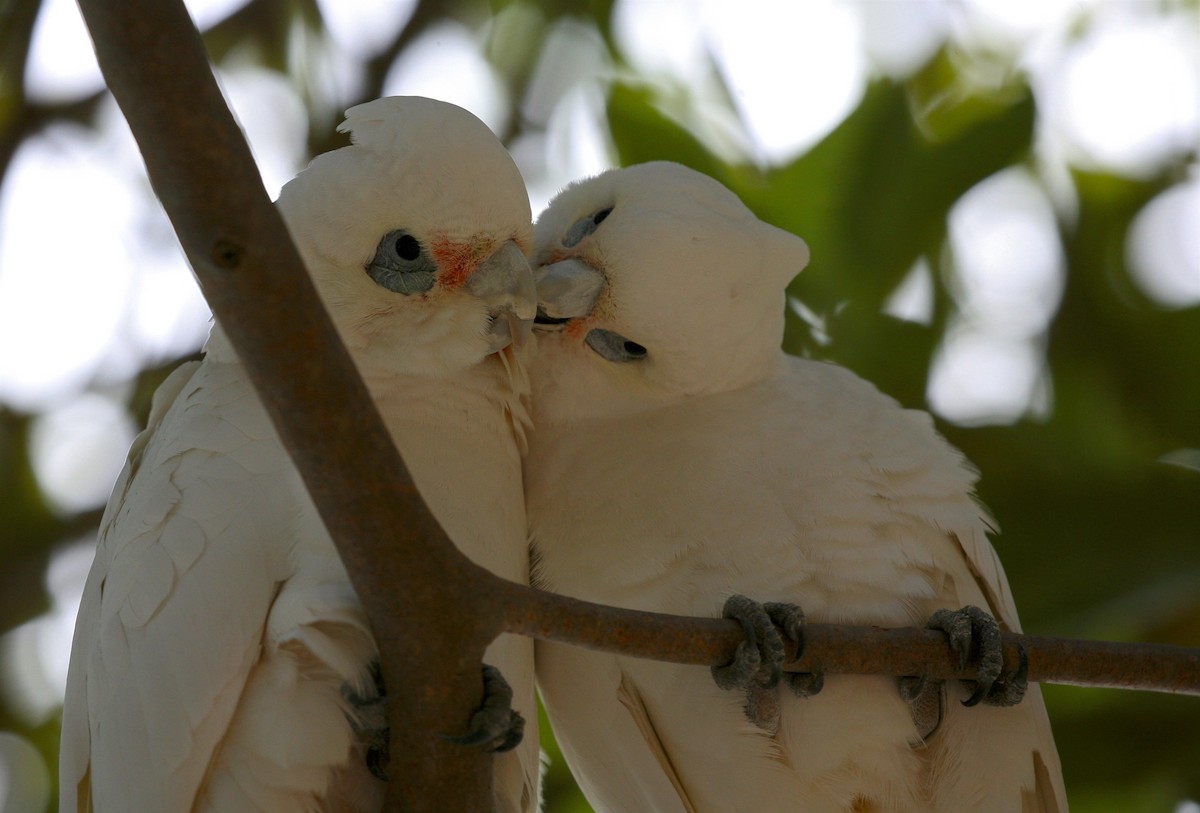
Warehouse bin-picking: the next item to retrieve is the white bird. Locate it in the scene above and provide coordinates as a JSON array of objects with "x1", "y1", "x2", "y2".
[
  {"x1": 525, "y1": 161, "x2": 1067, "y2": 813},
  {"x1": 59, "y1": 96, "x2": 541, "y2": 813}
]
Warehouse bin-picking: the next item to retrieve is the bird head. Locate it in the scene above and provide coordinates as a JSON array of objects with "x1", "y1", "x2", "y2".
[
  {"x1": 273, "y1": 96, "x2": 536, "y2": 379},
  {"x1": 529, "y1": 161, "x2": 809, "y2": 421}
]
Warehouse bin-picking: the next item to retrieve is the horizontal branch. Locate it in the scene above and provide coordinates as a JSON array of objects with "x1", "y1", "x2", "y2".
[
  {"x1": 497, "y1": 580, "x2": 1200, "y2": 696},
  {"x1": 790, "y1": 625, "x2": 1200, "y2": 695}
]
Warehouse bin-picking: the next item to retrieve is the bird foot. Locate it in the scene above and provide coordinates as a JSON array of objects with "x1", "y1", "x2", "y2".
[
  {"x1": 444, "y1": 663, "x2": 526, "y2": 753},
  {"x1": 711, "y1": 595, "x2": 786, "y2": 692},
  {"x1": 764, "y1": 601, "x2": 823, "y2": 697},
  {"x1": 928, "y1": 605, "x2": 1028, "y2": 708},
  {"x1": 712, "y1": 595, "x2": 822, "y2": 710}
]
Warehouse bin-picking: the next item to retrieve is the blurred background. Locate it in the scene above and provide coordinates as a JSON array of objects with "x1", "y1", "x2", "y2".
[{"x1": 0, "y1": 0, "x2": 1197, "y2": 810}]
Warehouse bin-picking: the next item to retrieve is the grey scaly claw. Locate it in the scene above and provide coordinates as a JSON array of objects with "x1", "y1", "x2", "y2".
[
  {"x1": 983, "y1": 642, "x2": 1029, "y2": 707},
  {"x1": 444, "y1": 664, "x2": 526, "y2": 753},
  {"x1": 898, "y1": 605, "x2": 1023, "y2": 740},
  {"x1": 763, "y1": 601, "x2": 822, "y2": 697},
  {"x1": 712, "y1": 594, "x2": 785, "y2": 691},
  {"x1": 928, "y1": 605, "x2": 1012, "y2": 708},
  {"x1": 897, "y1": 673, "x2": 943, "y2": 741}
]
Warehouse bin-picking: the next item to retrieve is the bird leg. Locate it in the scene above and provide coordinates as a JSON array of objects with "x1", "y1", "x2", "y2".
[
  {"x1": 899, "y1": 605, "x2": 1029, "y2": 742},
  {"x1": 443, "y1": 663, "x2": 526, "y2": 753}
]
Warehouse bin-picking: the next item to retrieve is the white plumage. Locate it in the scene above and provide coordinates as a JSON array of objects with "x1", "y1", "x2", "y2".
[
  {"x1": 526, "y1": 161, "x2": 1067, "y2": 812},
  {"x1": 60, "y1": 97, "x2": 541, "y2": 813}
]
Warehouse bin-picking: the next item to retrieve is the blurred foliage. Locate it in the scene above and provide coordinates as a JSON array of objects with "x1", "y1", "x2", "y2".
[{"x1": 1, "y1": 0, "x2": 1197, "y2": 811}]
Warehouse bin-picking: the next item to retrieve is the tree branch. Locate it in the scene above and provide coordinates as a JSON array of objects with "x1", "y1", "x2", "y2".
[
  {"x1": 75, "y1": 1, "x2": 1200, "y2": 809},
  {"x1": 495, "y1": 582, "x2": 1200, "y2": 695}
]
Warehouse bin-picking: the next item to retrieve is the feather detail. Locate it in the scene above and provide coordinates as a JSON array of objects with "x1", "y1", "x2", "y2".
[
  {"x1": 496, "y1": 343, "x2": 533, "y2": 455},
  {"x1": 1023, "y1": 751, "x2": 1063, "y2": 813},
  {"x1": 950, "y1": 530, "x2": 1021, "y2": 632},
  {"x1": 616, "y1": 672, "x2": 699, "y2": 813}
]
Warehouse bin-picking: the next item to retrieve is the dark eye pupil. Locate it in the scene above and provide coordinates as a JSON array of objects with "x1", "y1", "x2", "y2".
[
  {"x1": 395, "y1": 234, "x2": 421, "y2": 261},
  {"x1": 622, "y1": 340, "x2": 646, "y2": 357},
  {"x1": 593, "y1": 207, "x2": 612, "y2": 225}
]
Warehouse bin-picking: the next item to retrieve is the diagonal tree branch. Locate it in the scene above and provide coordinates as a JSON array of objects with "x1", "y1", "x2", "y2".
[{"x1": 74, "y1": 0, "x2": 1200, "y2": 809}]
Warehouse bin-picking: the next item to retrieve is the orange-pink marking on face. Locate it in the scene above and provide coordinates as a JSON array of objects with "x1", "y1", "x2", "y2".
[
  {"x1": 544, "y1": 247, "x2": 573, "y2": 264},
  {"x1": 430, "y1": 233, "x2": 531, "y2": 290},
  {"x1": 430, "y1": 236, "x2": 486, "y2": 290},
  {"x1": 564, "y1": 318, "x2": 591, "y2": 339}
]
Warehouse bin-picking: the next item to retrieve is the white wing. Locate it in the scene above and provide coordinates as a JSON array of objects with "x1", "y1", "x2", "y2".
[
  {"x1": 60, "y1": 359, "x2": 200, "y2": 812},
  {"x1": 60, "y1": 358, "x2": 308, "y2": 812}
]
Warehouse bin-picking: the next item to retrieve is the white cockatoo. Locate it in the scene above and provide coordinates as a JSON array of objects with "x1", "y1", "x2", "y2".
[
  {"x1": 59, "y1": 97, "x2": 541, "y2": 813},
  {"x1": 525, "y1": 161, "x2": 1067, "y2": 812}
]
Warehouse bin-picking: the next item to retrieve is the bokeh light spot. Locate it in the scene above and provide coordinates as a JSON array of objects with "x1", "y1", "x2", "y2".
[
  {"x1": 382, "y1": 23, "x2": 511, "y2": 137},
  {"x1": 704, "y1": 0, "x2": 866, "y2": 163},
  {"x1": 317, "y1": 0, "x2": 416, "y2": 55},
  {"x1": 30, "y1": 393, "x2": 137, "y2": 514},
  {"x1": 0, "y1": 127, "x2": 137, "y2": 410},
  {"x1": 1128, "y1": 178, "x2": 1200, "y2": 308},
  {"x1": 949, "y1": 168, "x2": 1065, "y2": 338},
  {"x1": 1054, "y1": 13, "x2": 1200, "y2": 176}
]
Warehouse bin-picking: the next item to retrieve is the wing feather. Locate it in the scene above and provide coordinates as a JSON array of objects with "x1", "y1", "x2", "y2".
[
  {"x1": 61, "y1": 359, "x2": 297, "y2": 812},
  {"x1": 616, "y1": 671, "x2": 699, "y2": 813},
  {"x1": 60, "y1": 360, "x2": 200, "y2": 812}
]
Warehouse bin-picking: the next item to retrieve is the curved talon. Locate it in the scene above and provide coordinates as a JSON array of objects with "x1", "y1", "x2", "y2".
[
  {"x1": 983, "y1": 642, "x2": 1028, "y2": 707},
  {"x1": 927, "y1": 605, "x2": 1019, "y2": 708},
  {"x1": 486, "y1": 710, "x2": 526, "y2": 753},
  {"x1": 711, "y1": 595, "x2": 785, "y2": 691},
  {"x1": 443, "y1": 664, "x2": 526, "y2": 752},
  {"x1": 366, "y1": 740, "x2": 390, "y2": 781},
  {"x1": 762, "y1": 601, "x2": 822, "y2": 697},
  {"x1": 786, "y1": 669, "x2": 824, "y2": 698},
  {"x1": 763, "y1": 602, "x2": 805, "y2": 649}
]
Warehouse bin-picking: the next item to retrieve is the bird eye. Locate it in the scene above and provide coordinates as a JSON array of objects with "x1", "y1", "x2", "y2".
[
  {"x1": 367, "y1": 229, "x2": 436, "y2": 295},
  {"x1": 563, "y1": 206, "x2": 615, "y2": 248},
  {"x1": 395, "y1": 233, "x2": 421, "y2": 261},
  {"x1": 585, "y1": 329, "x2": 647, "y2": 363}
]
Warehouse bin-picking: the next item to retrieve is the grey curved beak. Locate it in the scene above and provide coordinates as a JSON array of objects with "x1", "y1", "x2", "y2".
[
  {"x1": 534, "y1": 258, "x2": 605, "y2": 323},
  {"x1": 467, "y1": 240, "x2": 537, "y2": 319},
  {"x1": 466, "y1": 240, "x2": 537, "y2": 351}
]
